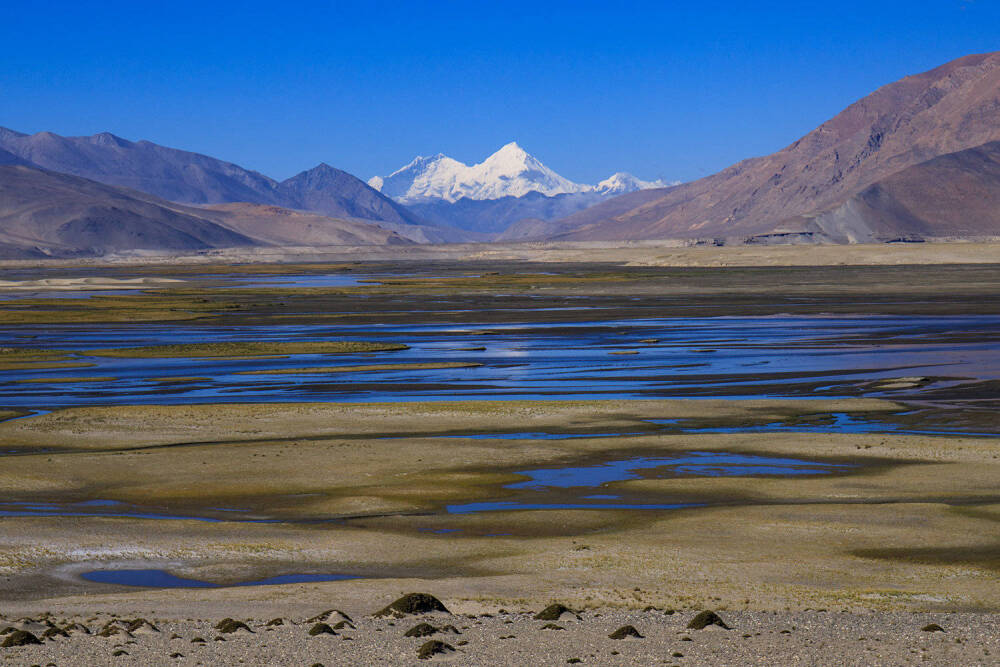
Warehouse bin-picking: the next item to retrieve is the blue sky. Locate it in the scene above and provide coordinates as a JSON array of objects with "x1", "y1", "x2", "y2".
[{"x1": 2, "y1": 1, "x2": 997, "y2": 184}]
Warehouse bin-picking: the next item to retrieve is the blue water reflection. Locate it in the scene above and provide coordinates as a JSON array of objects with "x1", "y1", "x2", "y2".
[
  {"x1": 509, "y1": 452, "x2": 850, "y2": 490},
  {"x1": 1, "y1": 315, "x2": 997, "y2": 410},
  {"x1": 80, "y1": 569, "x2": 358, "y2": 588}
]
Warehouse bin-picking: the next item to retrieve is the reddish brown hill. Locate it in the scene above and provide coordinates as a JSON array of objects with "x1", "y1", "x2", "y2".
[
  {"x1": 554, "y1": 52, "x2": 1000, "y2": 242},
  {"x1": 794, "y1": 140, "x2": 1000, "y2": 242}
]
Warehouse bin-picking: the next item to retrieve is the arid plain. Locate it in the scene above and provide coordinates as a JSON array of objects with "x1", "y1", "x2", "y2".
[{"x1": 1, "y1": 242, "x2": 998, "y2": 665}]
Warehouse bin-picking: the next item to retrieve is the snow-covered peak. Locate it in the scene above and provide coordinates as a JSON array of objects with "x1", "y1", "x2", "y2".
[
  {"x1": 370, "y1": 143, "x2": 590, "y2": 203},
  {"x1": 370, "y1": 143, "x2": 676, "y2": 203},
  {"x1": 595, "y1": 172, "x2": 675, "y2": 195}
]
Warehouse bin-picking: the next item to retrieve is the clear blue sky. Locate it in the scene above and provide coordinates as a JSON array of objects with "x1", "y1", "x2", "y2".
[{"x1": 2, "y1": 1, "x2": 997, "y2": 184}]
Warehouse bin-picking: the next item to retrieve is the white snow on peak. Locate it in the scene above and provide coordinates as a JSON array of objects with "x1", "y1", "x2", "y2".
[
  {"x1": 370, "y1": 143, "x2": 672, "y2": 204},
  {"x1": 370, "y1": 143, "x2": 588, "y2": 203},
  {"x1": 594, "y1": 172, "x2": 675, "y2": 195}
]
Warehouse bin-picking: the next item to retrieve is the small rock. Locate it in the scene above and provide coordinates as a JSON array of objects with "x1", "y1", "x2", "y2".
[
  {"x1": 96, "y1": 622, "x2": 133, "y2": 639},
  {"x1": 687, "y1": 610, "x2": 731, "y2": 630},
  {"x1": 308, "y1": 623, "x2": 337, "y2": 637},
  {"x1": 609, "y1": 625, "x2": 643, "y2": 640},
  {"x1": 265, "y1": 618, "x2": 285, "y2": 627},
  {"x1": 126, "y1": 618, "x2": 160, "y2": 634},
  {"x1": 214, "y1": 618, "x2": 253, "y2": 634},
  {"x1": 190, "y1": 637, "x2": 206, "y2": 643},
  {"x1": 170, "y1": 653, "x2": 184, "y2": 659},
  {"x1": 1, "y1": 630, "x2": 42, "y2": 647},
  {"x1": 307, "y1": 609, "x2": 353, "y2": 625},
  {"x1": 41, "y1": 626, "x2": 70, "y2": 640},
  {"x1": 404, "y1": 623, "x2": 439, "y2": 638},
  {"x1": 375, "y1": 593, "x2": 450, "y2": 618},
  {"x1": 541, "y1": 623, "x2": 565, "y2": 631},
  {"x1": 534, "y1": 603, "x2": 573, "y2": 621},
  {"x1": 112, "y1": 649, "x2": 129, "y2": 657},
  {"x1": 332, "y1": 620, "x2": 356, "y2": 630},
  {"x1": 417, "y1": 639, "x2": 455, "y2": 660},
  {"x1": 922, "y1": 623, "x2": 946, "y2": 632}
]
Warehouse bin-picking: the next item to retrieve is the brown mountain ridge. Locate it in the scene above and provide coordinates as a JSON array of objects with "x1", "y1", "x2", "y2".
[{"x1": 551, "y1": 51, "x2": 1000, "y2": 243}]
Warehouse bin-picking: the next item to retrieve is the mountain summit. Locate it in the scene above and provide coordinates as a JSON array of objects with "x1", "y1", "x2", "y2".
[{"x1": 370, "y1": 143, "x2": 668, "y2": 204}]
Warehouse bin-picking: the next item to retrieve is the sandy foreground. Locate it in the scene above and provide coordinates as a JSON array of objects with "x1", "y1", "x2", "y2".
[
  {"x1": 1, "y1": 606, "x2": 997, "y2": 666},
  {"x1": 0, "y1": 399, "x2": 998, "y2": 664}
]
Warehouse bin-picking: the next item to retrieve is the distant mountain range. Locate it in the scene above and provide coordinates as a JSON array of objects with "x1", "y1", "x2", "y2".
[
  {"x1": 368, "y1": 142, "x2": 672, "y2": 232},
  {"x1": 0, "y1": 165, "x2": 411, "y2": 258},
  {"x1": 546, "y1": 51, "x2": 1000, "y2": 243},
  {"x1": 2, "y1": 50, "x2": 999, "y2": 257},
  {"x1": 0, "y1": 127, "x2": 459, "y2": 235}
]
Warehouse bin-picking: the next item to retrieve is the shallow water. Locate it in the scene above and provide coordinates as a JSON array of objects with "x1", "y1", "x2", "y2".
[
  {"x1": 508, "y1": 451, "x2": 851, "y2": 490},
  {"x1": 447, "y1": 501, "x2": 699, "y2": 513},
  {"x1": 0, "y1": 500, "x2": 275, "y2": 523},
  {"x1": 0, "y1": 450, "x2": 850, "y2": 522},
  {"x1": 216, "y1": 273, "x2": 376, "y2": 288},
  {"x1": 80, "y1": 569, "x2": 358, "y2": 588},
  {"x1": 2, "y1": 315, "x2": 999, "y2": 418},
  {"x1": 445, "y1": 451, "x2": 850, "y2": 513}
]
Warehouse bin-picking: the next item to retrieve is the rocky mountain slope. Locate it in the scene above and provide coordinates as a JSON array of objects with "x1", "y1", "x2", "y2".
[
  {"x1": 791, "y1": 140, "x2": 1000, "y2": 242},
  {"x1": 550, "y1": 51, "x2": 1000, "y2": 243}
]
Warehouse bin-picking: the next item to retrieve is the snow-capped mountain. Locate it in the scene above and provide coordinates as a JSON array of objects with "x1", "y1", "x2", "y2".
[
  {"x1": 370, "y1": 142, "x2": 670, "y2": 204},
  {"x1": 594, "y1": 172, "x2": 672, "y2": 196}
]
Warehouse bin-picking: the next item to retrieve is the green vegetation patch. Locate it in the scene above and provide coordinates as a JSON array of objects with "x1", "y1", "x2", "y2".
[
  {"x1": 0, "y1": 361, "x2": 96, "y2": 371},
  {"x1": 16, "y1": 376, "x2": 117, "y2": 384},
  {"x1": 85, "y1": 341, "x2": 409, "y2": 358},
  {"x1": 0, "y1": 347, "x2": 72, "y2": 362},
  {"x1": 0, "y1": 347, "x2": 91, "y2": 371}
]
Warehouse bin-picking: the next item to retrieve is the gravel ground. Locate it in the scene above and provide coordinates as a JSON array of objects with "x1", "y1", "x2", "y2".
[{"x1": 2, "y1": 605, "x2": 997, "y2": 666}]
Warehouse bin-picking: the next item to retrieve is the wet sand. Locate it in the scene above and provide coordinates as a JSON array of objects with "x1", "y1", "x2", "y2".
[{"x1": 1, "y1": 399, "x2": 998, "y2": 616}]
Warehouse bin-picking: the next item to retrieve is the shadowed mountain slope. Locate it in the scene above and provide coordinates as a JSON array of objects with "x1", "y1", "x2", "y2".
[
  {"x1": 0, "y1": 166, "x2": 411, "y2": 257},
  {"x1": 792, "y1": 140, "x2": 1000, "y2": 242},
  {"x1": 0, "y1": 128, "x2": 435, "y2": 232}
]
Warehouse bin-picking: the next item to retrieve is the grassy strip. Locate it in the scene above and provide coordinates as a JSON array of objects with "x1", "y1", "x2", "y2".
[
  {"x1": 16, "y1": 376, "x2": 117, "y2": 384},
  {"x1": 0, "y1": 361, "x2": 96, "y2": 371},
  {"x1": 85, "y1": 341, "x2": 409, "y2": 358},
  {"x1": 236, "y1": 362, "x2": 482, "y2": 375}
]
